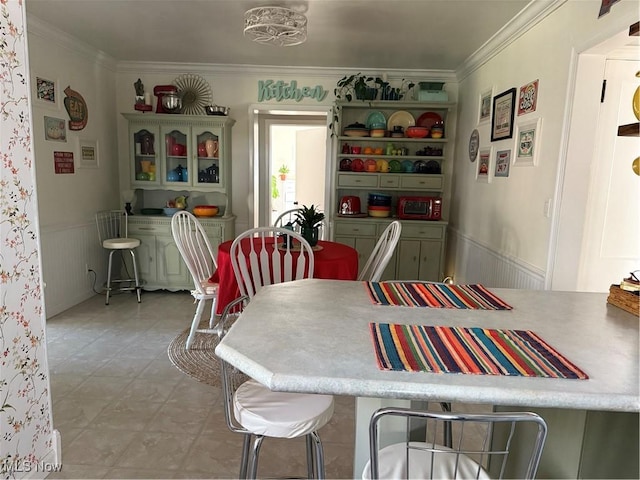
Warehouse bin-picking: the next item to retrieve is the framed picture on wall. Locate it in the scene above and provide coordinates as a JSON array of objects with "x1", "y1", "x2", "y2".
[
  {"x1": 491, "y1": 88, "x2": 516, "y2": 141},
  {"x1": 513, "y1": 117, "x2": 542, "y2": 166},
  {"x1": 44, "y1": 116, "x2": 66, "y2": 142},
  {"x1": 478, "y1": 87, "x2": 494, "y2": 124},
  {"x1": 476, "y1": 146, "x2": 493, "y2": 183},
  {"x1": 495, "y1": 149, "x2": 512, "y2": 177},
  {"x1": 34, "y1": 75, "x2": 59, "y2": 109},
  {"x1": 77, "y1": 138, "x2": 99, "y2": 168}
]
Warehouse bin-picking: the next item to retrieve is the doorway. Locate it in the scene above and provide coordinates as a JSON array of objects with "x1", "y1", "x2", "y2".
[{"x1": 251, "y1": 107, "x2": 331, "y2": 228}]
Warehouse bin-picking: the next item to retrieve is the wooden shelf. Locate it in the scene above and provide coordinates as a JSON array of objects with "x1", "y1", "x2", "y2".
[{"x1": 617, "y1": 122, "x2": 640, "y2": 137}]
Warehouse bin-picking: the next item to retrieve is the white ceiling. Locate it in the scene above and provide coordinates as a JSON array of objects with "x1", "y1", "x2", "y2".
[{"x1": 25, "y1": 0, "x2": 535, "y2": 71}]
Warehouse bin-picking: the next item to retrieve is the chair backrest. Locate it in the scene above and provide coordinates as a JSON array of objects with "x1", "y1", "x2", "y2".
[
  {"x1": 365, "y1": 407, "x2": 547, "y2": 480},
  {"x1": 96, "y1": 210, "x2": 129, "y2": 244},
  {"x1": 358, "y1": 220, "x2": 402, "y2": 281},
  {"x1": 230, "y1": 226, "x2": 314, "y2": 299},
  {"x1": 273, "y1": 208, "x2": 327, "y2": 240},
  {"x1": 171, "y1": 211, "x2": 217, "y2": 294}
]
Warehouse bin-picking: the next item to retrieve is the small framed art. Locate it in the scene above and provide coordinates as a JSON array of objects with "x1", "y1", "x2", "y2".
[
  {"x1": 491, "y1": 88, "x2": 516, "y2": 141},
  {"x1": 476, "y1": 146, "x2": 492, "y2": 183},
  {"x1": 518, "y1": 80, "x2": 539, "y2": 116},
  {"x1": 78, "y1": 138, "x2": 99, "y2": 168},
  {"x1": 34, "y1": 75, "x2": 59, "y2": 109},
  {"x1": 495, "y1": 149, "x2": 511, "y2": 177},
  {"x1": 513, "y1": 117, "x2": 542, "y2": 167},
  {"x1": 478, "y1": 87, "x2": 494, "y2": 124},
  {"x1": 44, "y1": 116, "x2": 66, "y2": 142}
]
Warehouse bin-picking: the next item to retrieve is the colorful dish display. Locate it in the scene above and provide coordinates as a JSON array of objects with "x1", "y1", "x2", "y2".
[
  {"x1": 387, "y1": 111, "x2": 416, "y2": 133},
  {"x1": 416, "y1": 111, "x2": 443, "y2": 129}
]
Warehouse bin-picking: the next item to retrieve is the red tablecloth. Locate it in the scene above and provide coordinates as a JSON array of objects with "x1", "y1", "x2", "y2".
[{"x1": 211, "y1": 238, "x2": 358, "y2": 314}]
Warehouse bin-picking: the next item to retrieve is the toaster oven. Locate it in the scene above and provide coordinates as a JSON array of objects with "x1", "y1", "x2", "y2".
[{"x1": 397, "y1": 196, "x2": 442, "y2": 220}]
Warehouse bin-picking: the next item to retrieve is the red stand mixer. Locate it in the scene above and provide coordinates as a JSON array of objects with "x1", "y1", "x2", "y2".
[{"x1": 153, "y1": 85, "x2": 178, "y2": 113}]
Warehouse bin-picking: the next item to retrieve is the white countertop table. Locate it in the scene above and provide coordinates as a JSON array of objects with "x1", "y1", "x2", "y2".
[
  {"x1": 215, "y1": 279, "x2": 639, "y2": 478},
  {"x1": 216, "y1": 278, "x2": 638, "y2": 412}
]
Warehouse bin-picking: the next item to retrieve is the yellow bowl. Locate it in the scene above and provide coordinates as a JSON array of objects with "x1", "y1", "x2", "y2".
[
  {"x1": 368, "y1": 209, "x2": 390, "y2": 218},
  {"x1": 193, "y1": 205, "x2": 219, "y2": 217}
]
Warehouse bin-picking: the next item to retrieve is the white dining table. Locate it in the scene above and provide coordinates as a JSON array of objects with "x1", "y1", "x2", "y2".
[{"x1": 215, "y1": 279, "x2": 639, "y2": 478}]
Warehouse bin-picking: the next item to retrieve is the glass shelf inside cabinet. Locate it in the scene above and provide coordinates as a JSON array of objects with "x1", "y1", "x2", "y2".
[
  {"x1": 133, "y1": 129, "x2": 158, "y2": 183},
  {"x1": 165, "y1": 129, "x2": 189, "y2": 184},
  {"x1": 196, "y1": 130, "x2": 220, "y2": 185}
]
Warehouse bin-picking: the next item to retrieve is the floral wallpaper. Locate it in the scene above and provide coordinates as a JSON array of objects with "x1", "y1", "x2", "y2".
[{"x1": 0, "y1": 1, "x2": 54, "y2": 477}]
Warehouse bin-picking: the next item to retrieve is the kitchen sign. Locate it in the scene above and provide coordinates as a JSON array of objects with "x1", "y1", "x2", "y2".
[{"x1": 257, "y1": 80, "x2": 328, "y2": 102}]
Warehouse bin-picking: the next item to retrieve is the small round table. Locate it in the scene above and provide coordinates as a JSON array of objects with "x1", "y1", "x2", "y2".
[{"x1": 212, "y1": 238, "x2": 358, "y2": 314}]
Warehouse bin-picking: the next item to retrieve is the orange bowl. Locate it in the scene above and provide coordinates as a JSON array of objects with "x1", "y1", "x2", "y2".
[{"x1": 193, "y1": 205, "x2": 219, "y2": 217}]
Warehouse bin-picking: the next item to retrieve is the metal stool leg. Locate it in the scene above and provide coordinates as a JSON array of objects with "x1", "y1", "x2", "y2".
[
  {"x1": 105, "y1": 250, "x2": 116, "y2": 305},
  {"x1": 128, "y1": 249, "x2": 141, "y2": 303}
]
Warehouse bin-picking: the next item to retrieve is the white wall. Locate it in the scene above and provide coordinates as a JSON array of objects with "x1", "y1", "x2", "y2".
[
  {"x1": 28, "y1": 17, "x2": 120, "y2": 315},
  {"x1": 448, "y1": 0, "x2": 638, "y2": 289}
]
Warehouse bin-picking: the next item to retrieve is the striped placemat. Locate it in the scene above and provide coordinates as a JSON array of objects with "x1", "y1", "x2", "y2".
[
  {"x1": 365, "y1": 282, "x2": 513, "y2": 310},
  {"x1": 370, "y1": 323, "x2": 588, "y2": 379}
]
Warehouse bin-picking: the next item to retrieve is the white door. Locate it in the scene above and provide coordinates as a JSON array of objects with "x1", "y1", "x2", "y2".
[
  {"x1": 577, "y1": 58, "x2": 640, "y2": 291},
  {"x1": 295, "y1": 127, "x2": 326, "y2": 209}
]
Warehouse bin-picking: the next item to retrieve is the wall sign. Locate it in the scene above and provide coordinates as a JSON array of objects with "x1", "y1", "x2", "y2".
[
  {"x1": 54, "y1": 151, "x2": 74, "y2": 174},
  {"x1": 257, "y1": 80, "x2": 328, "y2": 102},
  {"x1": 63, "y1": 85, "x2": 88, "y2": 130}
]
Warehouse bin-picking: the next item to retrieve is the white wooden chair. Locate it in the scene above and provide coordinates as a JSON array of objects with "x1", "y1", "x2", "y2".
[
  {"x1": 171, "y1": 210, "x2": 219, "y2": 349},
  {"x1": 221, "y1": 226, "x2": 333, "y2": 478},
  {"x1": 230, "y1": 226, "x2": 314, "y2": 300},
  {"x1": 358, "y1": 220, "x2": 402, "y2": 282},
  {"x1": 95, "y1": 210, "x2": 142, "y2": 305},
  {"x1": 363, "y1": 407, "x2": 547, "y2": 480}
]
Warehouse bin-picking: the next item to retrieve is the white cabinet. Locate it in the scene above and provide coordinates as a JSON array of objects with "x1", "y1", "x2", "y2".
[
  {"x1": 123, "y1": 114, "x2": 235, "y2": 195},
  {"x1": 128, "y1": 215, "x2": 234, "y2": 291},
  {"x1": 331, "y1": 101, "x2": 454, "y2": 282}
]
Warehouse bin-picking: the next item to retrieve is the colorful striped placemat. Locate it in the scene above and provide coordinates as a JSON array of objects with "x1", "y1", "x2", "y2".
[
  {"x1": 370, "y1": 323, "x2": 588, "y2": 379},
  {"x1": 365, "y1": 282, "x2": 513, "y2": 310}
]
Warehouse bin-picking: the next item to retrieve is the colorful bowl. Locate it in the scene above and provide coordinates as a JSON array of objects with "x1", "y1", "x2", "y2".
[
  {"x1": 193, "y1": 205, "x2": 219, "y2": 217},
  {"x1": 406, "y1": 126, "x2": 430, "y2": 138}
]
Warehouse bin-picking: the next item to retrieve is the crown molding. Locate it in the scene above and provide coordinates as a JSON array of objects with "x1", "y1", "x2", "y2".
[
  {"x1": 26, "y1": 15, "x2": 118, "y2": 71},
  {"x1": 116, "y1": 61, "x2": 458, "y2": 82},
  {"x1": 456, "y1": 0, "x2": 567, "y2": 81}
]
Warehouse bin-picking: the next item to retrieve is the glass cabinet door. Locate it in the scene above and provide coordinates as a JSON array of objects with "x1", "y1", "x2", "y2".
[
  {"x1": 131, "y1": 127, "x2": 160, "y2": 186},
  {"x1": 163, "y1": 127, "x2": 190, "y2": 186},
  {"x1": 193, "y1": 126, "x2": 222, "y2": 189}
]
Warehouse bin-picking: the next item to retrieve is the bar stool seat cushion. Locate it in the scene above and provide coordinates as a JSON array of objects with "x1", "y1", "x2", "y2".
[
  {"x1": 103, "y1": 238, "x2": 140, "y2": 249},
  {"x1": 234, "y1": 379, "x2": 334, "y2": 439},
  {"x1": 362, "y1": 442, "x2": 490, "y2": 480}
]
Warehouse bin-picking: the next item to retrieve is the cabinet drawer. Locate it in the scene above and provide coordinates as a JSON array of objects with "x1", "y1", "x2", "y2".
[
  {"x1": 129, "y1": 222, "x2": 169, "y2": 235},
  {"x1": 400, "y1": 175, "x2": 443, "y2": 190},
  {"x1": 334, "y1": 222, "x2": 378, "y2": 237},
  {"x1": 400, "y1": 223, "x2": 445, "y2": 239},
  {"x1": 379, "y1": 175, "x2": 400, "y2": 188},
  {"x1": 337, "y1": 173, "x2": 379, "y2": 188}
]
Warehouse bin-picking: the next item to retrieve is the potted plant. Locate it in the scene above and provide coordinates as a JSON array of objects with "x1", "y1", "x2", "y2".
[
  {"x1": 278, "y1": 164, "x2": 290, "y2": 180},
  {"x1": 334, "y1": 73, "x2": 380, "y2": 102},
  {"x1": 294, "y1": 204, "x2": 325, "y2": 247}
]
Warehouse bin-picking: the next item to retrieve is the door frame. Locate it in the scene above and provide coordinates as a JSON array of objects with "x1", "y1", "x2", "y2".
[{"x1": 248, "y1": 104, "x2": 332, "y2": 229}]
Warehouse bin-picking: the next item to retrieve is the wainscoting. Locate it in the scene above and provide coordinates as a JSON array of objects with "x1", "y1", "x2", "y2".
[
  {"x1": 40, "y1": 222, "x2": 105, "y2": 318},
  {"x1": 447, "y1": 228, "x2": 546, "y2": 290}
]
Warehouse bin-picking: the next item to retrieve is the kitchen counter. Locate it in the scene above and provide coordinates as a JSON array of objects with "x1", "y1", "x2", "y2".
[{"x1": 216, "y1": 279, "x2": 639, "y2": 478}]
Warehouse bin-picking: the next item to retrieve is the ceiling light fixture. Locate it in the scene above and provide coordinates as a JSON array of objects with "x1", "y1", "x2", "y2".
[{"x1": 243, "y1": 6, "x2": 307, "y2": 47}]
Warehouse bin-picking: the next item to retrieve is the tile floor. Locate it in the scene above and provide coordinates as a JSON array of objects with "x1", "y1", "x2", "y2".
[
  {"x1": 46, "y1": 289, "x2": 489, "y2": 479},
  {"x1": 46, "y1": 290, "x2": 356, "y2": 479}
]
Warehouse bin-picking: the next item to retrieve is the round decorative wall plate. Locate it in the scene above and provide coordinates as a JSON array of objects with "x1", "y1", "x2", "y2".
[
  {"x1": 173, "y1": 74, "x2": 213, "y2": 115},
  {"x1": 469, "y1": 129, "x2": 480, "y2": 162}
]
